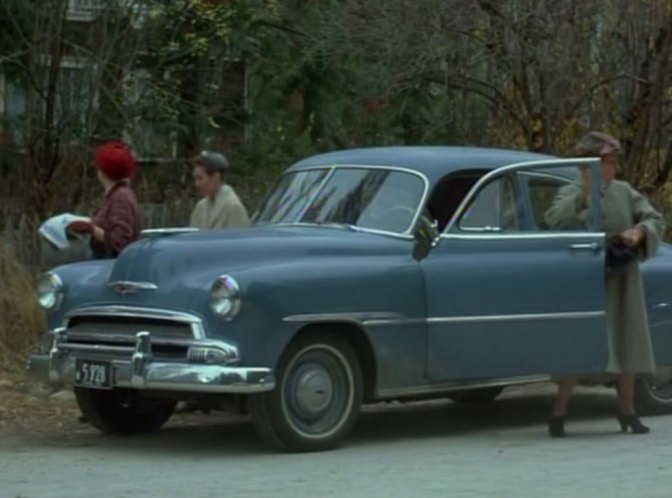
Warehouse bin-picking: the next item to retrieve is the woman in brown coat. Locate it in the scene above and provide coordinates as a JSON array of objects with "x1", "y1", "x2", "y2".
[
  {"x1": 545, "y1": 131, "x2": 665, "y2": 437},
  {"x1": 68, "y1": 142, "x2": 141, "y2": 259}
]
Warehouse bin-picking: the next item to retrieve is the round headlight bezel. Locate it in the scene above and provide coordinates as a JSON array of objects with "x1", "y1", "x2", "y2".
[
  {"x1": 37, "y1": 272, "x2": 64, "y2": 311},
  {"x1": 209, "y1": 275, "x2": 241, "y2": 320}
]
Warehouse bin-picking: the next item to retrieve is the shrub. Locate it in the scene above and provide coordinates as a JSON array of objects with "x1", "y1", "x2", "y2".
[{"x1": 0, "y1": 237, "x2": 45, "y2": 370}]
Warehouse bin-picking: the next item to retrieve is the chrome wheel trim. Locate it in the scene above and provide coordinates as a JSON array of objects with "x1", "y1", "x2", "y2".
[{"x1": 281, "y1": 344, "x2": 355, "y2": 440}]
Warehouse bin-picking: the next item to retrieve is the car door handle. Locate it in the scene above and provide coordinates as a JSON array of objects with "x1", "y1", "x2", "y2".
[{"x1": 568, "y1": 242, "x2": 600, "y2": 252}]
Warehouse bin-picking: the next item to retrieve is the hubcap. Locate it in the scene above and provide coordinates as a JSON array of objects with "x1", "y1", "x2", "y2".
[
  {"x1": 282, "y1": 346, "x2": 354, "y2": 438},
  {"x1": 294, "y1": 365, "x2": 334, "y2": 417}
]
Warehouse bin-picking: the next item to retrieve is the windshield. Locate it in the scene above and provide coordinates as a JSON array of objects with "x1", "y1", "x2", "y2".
[{"x1": 255, "y1": 167, "x2": 425, "y2": 233}]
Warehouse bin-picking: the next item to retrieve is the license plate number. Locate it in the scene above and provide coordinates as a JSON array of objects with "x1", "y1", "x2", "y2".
[{"x1": 75, "y1": 359, "x2": 112, "y2": 389}]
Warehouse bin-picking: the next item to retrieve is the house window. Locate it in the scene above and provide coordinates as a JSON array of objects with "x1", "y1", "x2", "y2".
[
  {"x1": 66, "y1": 0, "x2": 107, "y2": 21},
  {"x1": 123, "y1": 69, "x2": 177, "y2": 161},
  {"x1": 1, "y1": 73, "x2": 29, "y2": 148},
  {"x1": 34, "y1": 56, "x2": 97, "y2": 142}
]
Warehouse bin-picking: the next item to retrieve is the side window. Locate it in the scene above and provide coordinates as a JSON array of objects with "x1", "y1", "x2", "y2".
[
  {"x1": 458, "y1": 175, "x2": 519, "y2": 232},
  {"x1": 521, "y1": 168, "x2": 586, "y2": 232},
  {"x1": 455, "y1": 164, "x2": 592, "y2": 234},
  {"x1": 524, "y1": 173, "x2": 571, "y2": 230}
]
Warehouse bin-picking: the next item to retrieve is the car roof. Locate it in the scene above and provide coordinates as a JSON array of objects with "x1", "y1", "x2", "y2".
[{"x1": 288, "y1": 146, "x2": 557, "y2": 182}]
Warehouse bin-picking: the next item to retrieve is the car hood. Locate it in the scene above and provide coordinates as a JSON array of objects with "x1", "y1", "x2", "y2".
[{"x1": 108, "y1": 225, "x2": 408, "y2": 309}]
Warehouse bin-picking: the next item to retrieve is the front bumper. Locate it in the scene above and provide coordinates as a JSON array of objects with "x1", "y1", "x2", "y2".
[{"x1": 28, "y1": 330, "x2": 276, "y2": 394}]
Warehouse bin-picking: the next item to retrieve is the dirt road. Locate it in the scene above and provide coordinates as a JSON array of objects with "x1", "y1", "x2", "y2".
[{"x1": 1, "y1": 383, "x2": 670, "y2": 498}]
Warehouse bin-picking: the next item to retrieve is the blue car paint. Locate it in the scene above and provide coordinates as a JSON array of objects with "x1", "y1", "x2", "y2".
[
  {"x1": 42, "y1": 146, "x2": 672, "y2": 399},
  {"x1": 641, "y1": 248, "x2": 672, "y2": 365},
  {"x1": 423, "y1": 235, "x2": 609, "y2": 380}
]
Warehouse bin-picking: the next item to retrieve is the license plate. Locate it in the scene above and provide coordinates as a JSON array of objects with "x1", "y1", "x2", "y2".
[{"x1": 75, "y1": 359, "x2": 112, "y2": 389}]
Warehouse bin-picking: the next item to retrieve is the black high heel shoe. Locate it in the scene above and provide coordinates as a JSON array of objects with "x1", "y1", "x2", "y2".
[
  {"x1": 618, "y1": 414, "x2": 650, "y2": 434},
  {"x1": 548, "y1": 416, "x2": 566, "y2": 438}
]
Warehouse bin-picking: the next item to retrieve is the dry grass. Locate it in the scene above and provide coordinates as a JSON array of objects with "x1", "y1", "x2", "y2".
[{"x1": 0, "y1": 236, "x2": 45, "y2": 372}]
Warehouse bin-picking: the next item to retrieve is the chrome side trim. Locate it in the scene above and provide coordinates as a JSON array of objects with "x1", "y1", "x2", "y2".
[
  {"x1": 283, "y1": 223, "x2": 415, "y2": 241},
  {"x1": 284, "y1": 311, "x2": 605, "y2": 327},
  {"x1": 141, "y1": 228, "x2": 199, "y2": 237},
  {"x1": 283, "y1": 312, "x2": 425, "y2": 327},
  {"x1": 376, "y1": 375, "x2": 551, "y2": 399},
  {"x1": 426, "y1": 310, "x2": 605, "y2": 324},
  {"x1": 364, "y1": 318, "x2": 427, "y2": 327},
  {"x1": 569, "y1": 242, "x2": 601, "y2": 252},
  {"x1": 442, "y1": 232, "x2": 605, "y2": 241},
  {"x1": 283, "y1": 312, "x2": 409, "y2": 325},
  {"x1": 65, "y1": 305, "x2": 206, "y2": 340}
]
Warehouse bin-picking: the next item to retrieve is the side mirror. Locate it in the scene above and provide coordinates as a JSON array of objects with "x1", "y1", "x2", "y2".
[{"x1": 413, "y1": 217, "x2": 440, "y2": 261}]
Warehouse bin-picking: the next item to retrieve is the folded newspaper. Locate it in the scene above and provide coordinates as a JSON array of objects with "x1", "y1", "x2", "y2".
[{"x1": 38, "y1": 213, "x2": 91, "y2": 250}]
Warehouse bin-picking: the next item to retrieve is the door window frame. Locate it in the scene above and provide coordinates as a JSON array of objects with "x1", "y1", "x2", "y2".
[{"x1": 443, "y1": 158, "x2": 604, "y2": 239}]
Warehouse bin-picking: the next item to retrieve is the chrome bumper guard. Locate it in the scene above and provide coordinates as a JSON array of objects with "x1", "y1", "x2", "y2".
[{"x1": 28, "y1": 329, "x2": 276, "y2": 394}]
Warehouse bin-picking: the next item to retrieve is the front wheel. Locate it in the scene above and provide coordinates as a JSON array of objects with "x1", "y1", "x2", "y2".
[
  {"x1": 634, "y1": 376, "x2": 672, "y2": 415},
  {"x1": 74, "y1": 387, "x2": 176, "y2": 435},
  {"x1": 249, "y1": 333, "x2": 363, "y2": 452}
]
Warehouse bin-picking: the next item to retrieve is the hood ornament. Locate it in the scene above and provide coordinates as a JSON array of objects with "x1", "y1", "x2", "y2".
[{"x1": 108, "y1": 281, "x2": 159, "y2": 295}]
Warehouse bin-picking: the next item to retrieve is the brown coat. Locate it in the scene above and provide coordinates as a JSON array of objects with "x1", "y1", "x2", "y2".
[{"x1": 91, "y1": 181, "x2": 141, "y2": 258}]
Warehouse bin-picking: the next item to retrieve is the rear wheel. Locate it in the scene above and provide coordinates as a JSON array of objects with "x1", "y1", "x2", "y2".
[
  {"x1": 249, "y1": 333, "x2": 363, "y2": 452},
  {"x1": 74, "y1": 387, "x2": 176, "y2": 435},
  {"x1": 634, "y1": 376, "x2": 672, "y2": 415},
  {"x1": 447, "y1": 386, "x2": 504, "y2": 404}
]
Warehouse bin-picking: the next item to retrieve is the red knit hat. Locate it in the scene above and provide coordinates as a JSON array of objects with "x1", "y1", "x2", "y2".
[{"x1": 94, "y1": 142, "x2": 136, "y2": 180}]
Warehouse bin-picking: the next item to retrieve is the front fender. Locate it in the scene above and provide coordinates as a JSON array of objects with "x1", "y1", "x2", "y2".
[
  {"x1": 43, "y1": 260, "x2": 114, "y2": 329},
  {"x1": 192, "y1": 255, "x2": 427, "y2": 391}
]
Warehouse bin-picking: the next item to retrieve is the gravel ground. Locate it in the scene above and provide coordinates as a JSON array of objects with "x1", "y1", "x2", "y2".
[{"x1": 1, "y1": 381, "x2": 670, "y2": 498}]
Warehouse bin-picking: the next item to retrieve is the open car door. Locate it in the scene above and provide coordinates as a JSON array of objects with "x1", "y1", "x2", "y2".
[{"x1": 421, "y1": 158, "x2": 609, "y2": 382}]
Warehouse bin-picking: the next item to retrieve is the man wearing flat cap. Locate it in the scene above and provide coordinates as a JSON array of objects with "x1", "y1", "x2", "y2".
[
  {"x1": 189, "y1": 150, "x2": 250, "y2": 229},
  {"x1": 544, "y1": 131, "x2": 665, "y2": 437}
]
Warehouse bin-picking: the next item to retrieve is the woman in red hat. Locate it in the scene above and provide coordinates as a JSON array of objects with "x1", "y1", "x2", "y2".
[{"x1": 68, "y1": 141, "x2": 141, "y2": 258}]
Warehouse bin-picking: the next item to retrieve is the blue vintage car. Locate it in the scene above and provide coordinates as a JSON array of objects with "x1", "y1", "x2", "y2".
[{"x1": 29, "y1": 146, "x2": 672, "y2": 451}]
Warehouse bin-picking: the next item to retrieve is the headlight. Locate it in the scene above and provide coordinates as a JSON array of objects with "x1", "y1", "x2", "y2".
[
  {"x1": 209, "y1": 275, "x2": 241, "y2": 319},
  {"x1": 37, "y1": 272, "x2": 64, "y2": 311}
]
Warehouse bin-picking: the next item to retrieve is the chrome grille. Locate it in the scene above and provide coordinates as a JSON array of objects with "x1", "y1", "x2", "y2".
[
  {"x1": 66, "y1": 315, "x2": 194, "y2": 344},
  {"x1": 59, "y1": 307, "x2": 207, "y2": 360},
  {"x1": 48, "y1": 307, "x2": 241, "y2": 366},
  {"x1": 63, "y1": 316, "x2": 194, "y2": 360}
]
